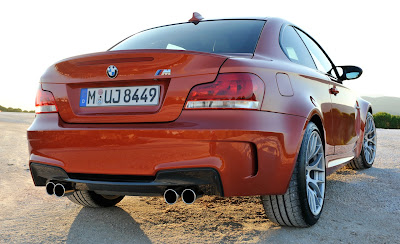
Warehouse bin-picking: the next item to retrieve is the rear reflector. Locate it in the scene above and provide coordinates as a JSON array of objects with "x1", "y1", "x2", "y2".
[
  {"x1": 35, "y1": 87, "x2": 58, "y2": 114},
  {"x1": 185, "y1": 73, "x2": 264, "y2": 110}
]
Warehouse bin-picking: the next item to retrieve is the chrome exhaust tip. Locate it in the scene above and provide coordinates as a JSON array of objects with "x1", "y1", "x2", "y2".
[
  {"x1": 181, "y1": 189, "x2": 198, "y2": 205},
  {"x1": 45, "y1": 182, "x2": 55, "y2": 195},
  {"x1": 54, "y1": 183, "x2": 66, "y2": 197},
  {"x1": 164, "y1": 189, "x2": 179, "y2": 205}
]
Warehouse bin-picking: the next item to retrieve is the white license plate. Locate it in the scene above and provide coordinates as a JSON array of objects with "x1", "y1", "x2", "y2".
[{"x1": 79, "y1": 86, "x2": 160, "y2": 107}]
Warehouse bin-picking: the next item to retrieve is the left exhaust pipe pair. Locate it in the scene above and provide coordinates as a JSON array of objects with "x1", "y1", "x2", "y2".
[
  {"x1": 163, "y1": 188, "x2": 200, "y2": 205},
  {"x1": 46, "y1": 182, "x2": 74, "y2": 197}
]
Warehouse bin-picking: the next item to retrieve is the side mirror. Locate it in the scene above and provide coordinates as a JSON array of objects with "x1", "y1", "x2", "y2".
[{"x1": 336, "y1": 66, "x2": 363, "y2": 80}]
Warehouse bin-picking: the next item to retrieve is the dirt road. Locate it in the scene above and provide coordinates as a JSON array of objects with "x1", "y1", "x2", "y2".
[{"x1": 1, "y1": 112, "x2": 399, "y2": 243}]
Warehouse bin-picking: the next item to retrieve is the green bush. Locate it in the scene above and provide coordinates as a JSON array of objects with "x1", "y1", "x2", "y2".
[{"x1": 374, "y1": 112, "x2": 400, "y2": 129}]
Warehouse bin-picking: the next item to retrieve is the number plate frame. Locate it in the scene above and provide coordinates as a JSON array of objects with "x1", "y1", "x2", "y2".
[{"x1": 79, "y1": 85, "x2": 160, "y2": 107}]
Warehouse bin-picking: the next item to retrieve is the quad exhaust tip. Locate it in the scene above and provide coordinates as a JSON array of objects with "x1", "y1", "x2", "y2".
[
  {"x1": 181, "y1": 189, "x2": 197, "y2": 204},
  {"x1": 164, "y1": 189, "x2": 180, "y2": 205},
  {"x1": 54, "y1": 183, "x2": 66, "y2": 197},
  {"x1": 45, "y1": 182, "x2": 55, "y2": 195}
]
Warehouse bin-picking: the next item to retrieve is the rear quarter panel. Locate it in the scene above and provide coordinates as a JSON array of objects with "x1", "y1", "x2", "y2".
[{"x1": 219, "y1": 57, "x2": 334, "y2": 155}]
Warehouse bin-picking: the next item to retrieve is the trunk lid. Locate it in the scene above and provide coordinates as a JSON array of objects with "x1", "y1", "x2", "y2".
[{"x1": 41, "y1": 49, "x2": 228, "y2": 123}]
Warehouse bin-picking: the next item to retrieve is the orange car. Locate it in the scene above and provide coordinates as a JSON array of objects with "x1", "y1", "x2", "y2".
[{"x1": 27, "y1": 13, "x2": 377, "y2": 227}]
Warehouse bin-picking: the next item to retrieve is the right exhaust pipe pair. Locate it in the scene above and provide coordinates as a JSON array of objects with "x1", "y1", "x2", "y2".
[
  {"x1": 164, "y1": 188, "x2": 201, "y2": 205},
  {"x1": 46, "y1": 182, "x2": 74, "y2": 197}
]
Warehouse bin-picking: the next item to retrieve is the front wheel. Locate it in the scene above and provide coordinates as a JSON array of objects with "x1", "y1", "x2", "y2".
[
  {"x1": 261, "y1": 122, "x2": 326, "y2": 227},
  {"x1": 347, "y1": 112, "x2": 377, "y2": 169},
  {"x1": 67, "y1": 190, "x2": 125, "y2": 207}
]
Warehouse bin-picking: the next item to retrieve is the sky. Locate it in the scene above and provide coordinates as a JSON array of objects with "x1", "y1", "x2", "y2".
[{"x1": 0, "y1": 0, "x2": 398, "y2": 110}]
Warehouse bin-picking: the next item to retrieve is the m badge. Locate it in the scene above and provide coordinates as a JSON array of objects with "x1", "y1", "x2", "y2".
[{"x1": 155, "y1": 69, "x2": 171, "y2": 76}]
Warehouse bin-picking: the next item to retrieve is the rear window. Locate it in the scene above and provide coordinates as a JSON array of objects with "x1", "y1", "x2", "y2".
[{"x1": 110, "y1": 20, "x2": 265, "y2": 54}]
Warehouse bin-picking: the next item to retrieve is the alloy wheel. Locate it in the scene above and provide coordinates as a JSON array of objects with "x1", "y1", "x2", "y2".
[
  {"x1": 363, "y1": 115, "x2": 377, "y2": 165},
  {"x1": 305, "y1": 131, "x2": 325, "y2": 216}
]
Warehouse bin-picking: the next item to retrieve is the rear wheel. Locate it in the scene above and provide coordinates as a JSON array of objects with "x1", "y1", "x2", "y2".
[
  {"x1": 261, "y1": 122, "x2": 326, "y2": 227},
  {"x1": 67, "y1": 190, "x2": 124, "y2": 207},
  {"x1": 347, "y1": 112, "x2": 377, "y2": 169}
]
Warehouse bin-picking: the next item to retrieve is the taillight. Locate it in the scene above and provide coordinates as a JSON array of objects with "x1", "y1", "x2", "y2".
[
  {"x1": 35, "y1": 86, "x2": 58, "y2": 114},
  {"x1": 185, "y1": 73, "x2": 265, "y2": 110}
]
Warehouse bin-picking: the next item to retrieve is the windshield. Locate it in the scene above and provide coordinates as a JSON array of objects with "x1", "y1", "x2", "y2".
[{"x1": 110, "y1": 20, "x2": 265, "y2": 54}]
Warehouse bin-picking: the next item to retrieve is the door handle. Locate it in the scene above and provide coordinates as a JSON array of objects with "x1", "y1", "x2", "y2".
[{"x1": 329, "y1": 87, "x2": 339, "y2": 96}]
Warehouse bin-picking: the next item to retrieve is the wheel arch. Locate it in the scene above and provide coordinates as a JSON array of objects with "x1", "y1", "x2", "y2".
[
  {"x1": 308, "y1": 113, "x2": 325, "y2": 152},
  {"x1": 355, "y1": 98, "x2": 373, "y2": 157},
  {"x1": 303, "y1": 109, "x2": 326, "y2": 155},
  {"x1": 285, "y1": 110, "x2": 326, "y2": 191}
]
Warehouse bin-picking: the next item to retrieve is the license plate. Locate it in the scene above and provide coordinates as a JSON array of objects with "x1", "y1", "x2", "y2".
[{"x1": 79, "y1": 86, "x2": 160, "y2": 107}]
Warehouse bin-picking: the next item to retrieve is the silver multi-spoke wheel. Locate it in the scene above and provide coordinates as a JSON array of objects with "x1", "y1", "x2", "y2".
[
  {"x1": 261, "y1": 122, "x2": 326, "y2": 227},
  {"x1": 363, "y1": 115, "x2": 377, "y2": 165},
  {"x1": 347, "y1": 112, "x2": 377, "y2": 170},
  {"x1": 305, "y1": 131, "x2": 325, "y2": 215}
]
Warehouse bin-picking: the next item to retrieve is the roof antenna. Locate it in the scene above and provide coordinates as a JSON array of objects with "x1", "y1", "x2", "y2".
[{"x1": 189, "y1": 12, "x2": 204, "y2": 25}]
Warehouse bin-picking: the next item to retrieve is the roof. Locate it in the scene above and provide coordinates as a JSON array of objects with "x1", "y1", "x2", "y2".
[{"x1": 202, "y1": 17, "x2": 269, "y2": 21}]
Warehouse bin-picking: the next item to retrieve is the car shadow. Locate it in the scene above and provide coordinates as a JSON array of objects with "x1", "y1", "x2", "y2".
[
  {"x1": 67, "y1": 206, "x2": 151, "y2": 244},
  {"x1": 65, "y1": 166, "x2": 398, "y2": 243}
]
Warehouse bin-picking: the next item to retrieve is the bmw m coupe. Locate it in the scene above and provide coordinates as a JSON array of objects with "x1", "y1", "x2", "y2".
[{"x1": 27, "y1": 13, "x2": 377, "y2": 227}]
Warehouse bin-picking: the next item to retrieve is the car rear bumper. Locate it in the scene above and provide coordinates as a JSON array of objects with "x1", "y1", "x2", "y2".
[{"x1": 27, "y1": 110, "x2": 307, "y2": 196}]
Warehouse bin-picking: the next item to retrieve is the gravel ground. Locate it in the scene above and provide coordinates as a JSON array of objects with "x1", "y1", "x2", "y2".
[{"x1": 0, "y1": 112, "x2": 399, "y2": 243}]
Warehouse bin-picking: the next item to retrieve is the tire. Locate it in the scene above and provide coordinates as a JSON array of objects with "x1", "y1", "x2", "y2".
[
  {"x1": 67, "y1": 190, "x2": 124, "y2": 207},
  {"x1": 347, "y1": 112, "x2": 377, "y2": 169},
  {"x1": 261, "y1": 122, "x2": 326, "y2": 227}
]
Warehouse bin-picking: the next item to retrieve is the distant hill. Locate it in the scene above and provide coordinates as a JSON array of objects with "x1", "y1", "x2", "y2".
[{"x1": 362, "y1": 96, "x2": 400, "y2": 116}]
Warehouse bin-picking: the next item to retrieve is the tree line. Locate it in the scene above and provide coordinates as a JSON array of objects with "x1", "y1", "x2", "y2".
[
  {"x1": 0, "y1": 105, "x2": 34, "y2": 113},
  {"x1": 374, "y1": 112, "x2": 400, "y2": 129}
]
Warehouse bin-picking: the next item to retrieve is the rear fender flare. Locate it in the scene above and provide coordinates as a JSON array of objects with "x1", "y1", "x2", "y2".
[
  {"x1": 355, "y1": 98, "x2": 373, "y2": 157},
  {"x1": 282, "y1": 108, "x2": 325, "y2": 192}
]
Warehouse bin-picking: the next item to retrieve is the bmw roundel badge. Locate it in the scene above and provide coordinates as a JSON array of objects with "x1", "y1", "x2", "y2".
[{"x1": 107, "y1": 65, "x2": 118, "y2": 79}]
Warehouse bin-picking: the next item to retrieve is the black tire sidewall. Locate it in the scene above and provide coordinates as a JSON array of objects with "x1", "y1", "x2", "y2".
[{"x1": 297, "y1": 122, "x2": 326, "y2": 226}]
